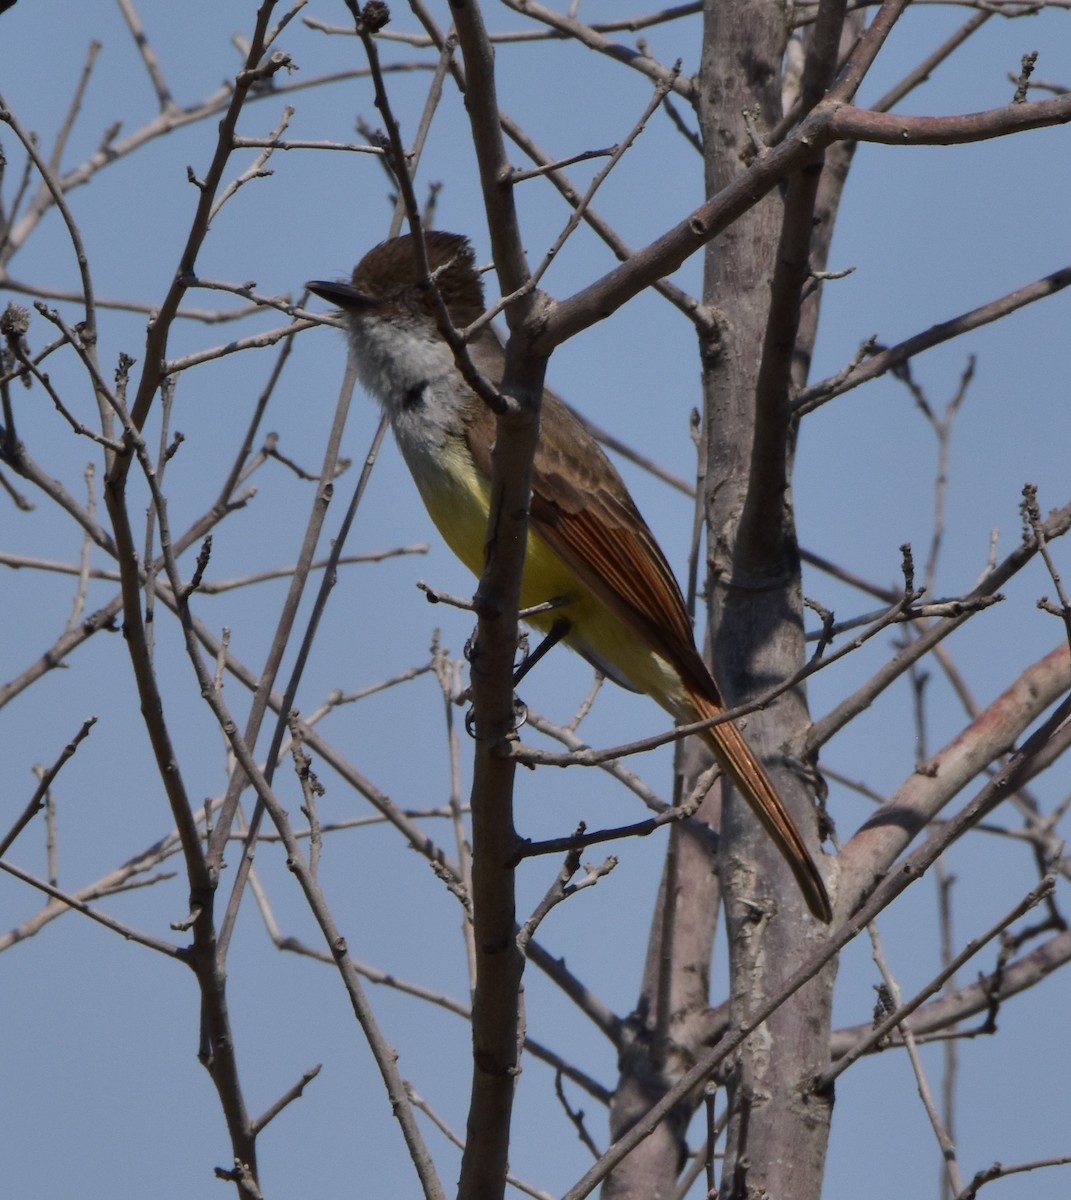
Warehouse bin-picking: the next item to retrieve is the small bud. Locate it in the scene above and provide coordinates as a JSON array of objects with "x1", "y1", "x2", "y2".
[
  {"x1": 362, "y1": 2, "x2": 390, "y2": 32},
  {"x1": 1, "y1": 302, "x2": 30, "y2": 338}
]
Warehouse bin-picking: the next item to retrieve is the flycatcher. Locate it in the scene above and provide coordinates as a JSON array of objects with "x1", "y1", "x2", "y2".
[{"x1": 308, "y1": 231, "x2": 831, "y2": 923}]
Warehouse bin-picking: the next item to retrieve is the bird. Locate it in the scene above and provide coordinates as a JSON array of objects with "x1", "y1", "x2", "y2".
[{"x1": 307, "y1": 231, "x2": 831, "y2": 922}]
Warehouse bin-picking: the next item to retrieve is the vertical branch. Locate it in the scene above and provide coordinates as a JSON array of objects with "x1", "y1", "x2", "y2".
[
  {"x1": 452, "y1": 387, "x2": 539, "y2": 1200},
  {"x1": 447, "y1": 0, "x2": 529, "y2": 305},
  {"x1": 102, "y1": 359, "x2": 262, "y2": 1194},
  {"x1": 42, "y1": 10, "x2": 289, "y2": 1193},
  {"x1": 0, "y1": 100, "x2": 108, "y2": 439},
  {"x1": 696, "y1": 2, "x2": 845, "y2": 1199},
  {"x1": 98, "y1": 1, "x2": 287, "y2": 885},
  {"x1": 388, "y1": 32, "x2": 457, "y2": 236},
  {"x1": 744, "y1": 0, "x2": 849, "y2": 558},
  {"x1": 212, "y1": 359, "x2": 364, "y2": 954},
  {"x1": 435, "y1": 645, "x2": 478, "y2": 990},
  {"x1": 937, "y1": 858, "x2": 959, "y2": 1200},
  {"x1": 398, "y1": 5, "x2": 568, "y2": 1197},
  {"x1": 427, "y1": 6, "x2": 553, "y2": 1198},
  {"x1": 123, "y1": 0, "x2": 285, "y2": 438},
  {"x1": 604, "y1": 748, "x2": 723, "y2": 1200},
  {"x1": 100, "y1": 359, "x2": 210, "y2": 895}
]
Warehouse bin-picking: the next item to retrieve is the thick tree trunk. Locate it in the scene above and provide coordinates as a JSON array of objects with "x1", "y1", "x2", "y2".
[
  {"x1": 604, "y1": 4, "x2": 856, "y2": 1196},
  {"x1": 697, "y1": 4, "x2": 837, "y2": 1199},
  {"x1": 603, "y1": 739, "x2": 723, "y2": 1199}
]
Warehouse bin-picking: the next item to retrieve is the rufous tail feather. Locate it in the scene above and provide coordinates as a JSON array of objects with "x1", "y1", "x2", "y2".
[{"x1": 688, "y1": 689, "x2": 832, "y2": 923}]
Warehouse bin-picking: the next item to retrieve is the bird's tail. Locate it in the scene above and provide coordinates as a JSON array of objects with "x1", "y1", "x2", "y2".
[{"x1": 686, "y1": 688, "x2": 832, "y2": 923}]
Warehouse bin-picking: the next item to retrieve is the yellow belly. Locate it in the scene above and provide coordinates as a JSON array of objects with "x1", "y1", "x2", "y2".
[{"x1": 409, "y1": 437, "x2": 687, "y2": 717}]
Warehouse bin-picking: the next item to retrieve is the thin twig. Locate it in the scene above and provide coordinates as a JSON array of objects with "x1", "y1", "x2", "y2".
[
  {"x1": 0, "y1": 717, "x2": 97, "y2": 857},
  {"x1": 0, "y1": 858, "x2": 184, "y2": 959},
  {"x1": 116, "y1": 0, "x2": 177, "y2": 111},
  {"x1": 825, "y1": 876, "x2": 1054, "y2": 1088},
  {"x1": 868, "y1": 920, "x2": 964, "y2": 1194},
  {"x1": 249, "y1": 1064, "x2": 322, "y2": 1135}
]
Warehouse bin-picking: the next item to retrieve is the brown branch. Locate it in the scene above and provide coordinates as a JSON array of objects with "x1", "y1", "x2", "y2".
[
  {"x1": 826, "y1": 0, "x2": 912, "y2": 104},
  {"x1": 1, "y1": 277, "x2": 267, "y2": 322},
  {"x1": 406, "y1": 2, "x2": 705, "y2": 329},
  {"x1": 517, "y1": 844, "x2": 618, "y2": 951},
  {"x1": 957, "y1": 1155, "x2": 1071, "y2": 1200},
  {"x1": 161, "y1": 315, "x2": 312, "y2": 374},
  {"x1": 0, "y1": 101, "x2": 108, "y2": 435},
  {"x1": 270, "y1": 923, "x2": 613, "y2": 1102},
  {"x1": 410, "y1": 7, "x2": 557, "y2": 1196},
  {"x1": 0, "y1": 717, "x2": 96, "y2": 857},
  {"x1": 515, "y1": 710, "x2": 677, "y2": 815},
  {"x1": 406, "y1": 1086, "x2": 557, "y2": 1200},
  {"x1": 176, "y1": 600, "x2": 464, "y2": 881},
  {"x1": 249, "y1": 1064, "x2": 322, "y2": 1136},
  {"x1": 0, "y1": 472, "x2": 255, "y2": 713},
  {"x1": 210, "y1": 364, "x2": 370, "y2": 950},
  {"x1": 0, "y1": 821, "x2": 183, "y2": 953},
  {"x1": 524, "y1": 64, "x2": 683, "y2": 300},
  {"x1": 525, "y1": 939, "x2": 623, "y2": 1045},
  {"x1": 515, "y1": 583, "x2": 952, "y2": 770},
  {"x1": 46, "y1": 39, "x2": 102, "y2": 177},
  {"x1": 809, "y1": 500, "x2": 1071, "y2": 752},
  {"x1": 498, "y1": 0, "x2": 693, "y2": 99},
  {"x1": 123, "y1": 378, "x2": 445, "y2": 1197},
  {"x1": 98, "y1": 356, "x2": 259, "y2": 1184},
  {"x1": 116, "y1": 0, "x2": 177, "y2": 112},
  {"x1": 796, "y1": 263, "x2": 1071, "y2": 413},
  {"x1": 541, "y1": 90, "x2": 1071, "y2": 353},
  {"x1": 450, "y1": 3, "x2": 529, "y2": 308},
  {"x1": 0, "y1": 416, "x2": 117, "y2": 557},
  {"x1": 0, "y1": 592, "x2": 123, "y2": 711},
  {"x1": 562, "y1": 690, "x2": 1071, "y2": 1198},
  {"x1": 869, "y1": 918, "x2": 965, "y2": 1194},
  {"x1": 839, "y1": 642, "x2": 1071, "y2": 902},
  {"x1": 0, "y1": 59, "x2": 425, "y2": 276},
  {"x1": 313, "y1": 3, "x2": 705, "y2": 45},
  {"x1": 831, "y1": 90, "x2": 1071, "y2": 144},
  {"x1": 829, "y1": 924, "x2": 1071, "y2": 1061},
  {"x1": 822, "y1": 875, "x2": 1055, "y2": 1085},
  {"x1": 121, "y1": 9, "x2": 294, "y2": 439},
  {"x1": 210, "y1": 104, "x2": 294, "y2": 223},
  {"x1": 872, "y1": 9, "x2": 992, "y2": 114},
  {"x1": 513, "y1": 806, "x2": 699, "y2": 864},
  {"x1": 0, "y1": 857, "x2": 185, "y2": 959},
  {"x1": 744, "y1": 0, "x2": 852, "y2": 563}
]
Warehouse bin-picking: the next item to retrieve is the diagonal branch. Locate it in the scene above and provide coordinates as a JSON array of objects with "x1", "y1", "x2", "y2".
[
  {"x1": 541, "y1": 90, "x2": 1071, "y2": 352},
  {"x1": 808, "y1": 499, "x2": 1071, "y2": 751},
  {"x1": 795, "y1": 264, "x2": 1071, "y2": 415},
  {"x1": 498, "y1": 0, "x2": 693, "y2": 99},
  {"x1": 838, "y1": 642, "x2": 1071, "y2": 900},
  {"x1": 561, "y1": 686, "x2": 1071, "y2": 1199},
  {"x1": 122, "y1": 2, "x2": 291, "y2": 440}
]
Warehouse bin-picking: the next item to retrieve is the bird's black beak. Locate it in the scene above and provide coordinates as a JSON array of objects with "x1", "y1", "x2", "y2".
[{"x1": 305, "y1": 279, "x2": 376, "y2": 309}]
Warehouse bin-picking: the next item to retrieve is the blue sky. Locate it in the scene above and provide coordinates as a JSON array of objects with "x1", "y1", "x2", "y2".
[{"x1": 2, "y1": 3, "x2": 1071, "y2": 1198}]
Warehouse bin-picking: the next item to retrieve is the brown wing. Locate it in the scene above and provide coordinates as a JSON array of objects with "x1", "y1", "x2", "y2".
[
  {"x1": 464, "y1": 333, "x2": 718, "y2": 702},
  {"x1": 530, "y1": 414, "x2": 717, "y2": 695},
  {"x1": 463, "y1": 336, "x2": 831, "y2": 921}
]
